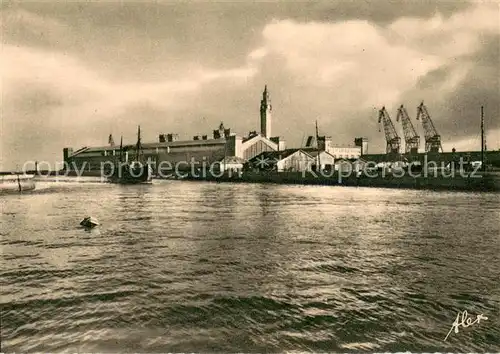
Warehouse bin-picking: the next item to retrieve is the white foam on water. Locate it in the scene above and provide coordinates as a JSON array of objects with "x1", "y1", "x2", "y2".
[{"x1": 33, "y1": 176, "x2": 107, "y2": 183}]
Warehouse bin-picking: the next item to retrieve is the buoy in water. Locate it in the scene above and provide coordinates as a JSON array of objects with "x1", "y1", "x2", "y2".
[{"x1": 80, "y1": 216, "x2": 99, "y2": 228}]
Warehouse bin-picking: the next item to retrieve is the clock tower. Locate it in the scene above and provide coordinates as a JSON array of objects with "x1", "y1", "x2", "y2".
[{"x1": 260, "y1": 85, "x2": 272, "y2": 138}]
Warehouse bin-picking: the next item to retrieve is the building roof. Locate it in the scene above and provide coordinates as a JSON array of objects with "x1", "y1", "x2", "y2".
[
  {"x1": 347, "y1": 157, "x2": 368, "y2": 163},
  {"x1": 242, "y1": 132, "x2": 262, "y2": 143},
  {"x1": 335, "y1": 157, "x2": 368, "y2": 163},
  {"x1": 334, "y1": 158, "x2": 349, "y2": 164},
  {"x1": 241, "y1": 133, "x2": 278, "y2": 148},
  {"x1": 249, "y1": 149, "x2": 314, "y2": 163},
  {"x1": 303, "y1": 144, "x2": 359, "y2": 150},
  {"x1": 306, "y1": 150, "x2": 336, "y2": 158},
  {"x1": 70, "y1": 138, "x2": 227, "y2": 157}
]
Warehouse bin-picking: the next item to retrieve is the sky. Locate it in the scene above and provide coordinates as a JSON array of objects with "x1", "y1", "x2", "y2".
[{"x1": 1, "y1": 0, "x2": 499, "y2": 170}]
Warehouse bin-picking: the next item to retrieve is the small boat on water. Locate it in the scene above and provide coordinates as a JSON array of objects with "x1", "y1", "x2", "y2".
[
  {"x1": 108, "y1": 161, "x2": 153, "y2": 184},
  {"x1": 0, "y1": 174, "x2": 36, "y2": 194},
  {"x1": 108, "y1": 126, "x2": 153, "y2": 184}
]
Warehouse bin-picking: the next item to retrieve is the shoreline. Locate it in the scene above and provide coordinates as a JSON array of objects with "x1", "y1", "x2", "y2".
[
  {"x1": 3, "y1": 170, "x2": 499, "y2": 193},
  {"x1": 176, "y1": 171, "x2": 500, "y2": 192}
]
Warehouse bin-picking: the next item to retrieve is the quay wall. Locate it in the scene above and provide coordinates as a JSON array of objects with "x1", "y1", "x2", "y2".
[
  {"x1": 180, "y1": 171, "x2": 500, "y2": 192},
  {"x1": 4, "y1": 168, "x2": 498, "y2": 192}
]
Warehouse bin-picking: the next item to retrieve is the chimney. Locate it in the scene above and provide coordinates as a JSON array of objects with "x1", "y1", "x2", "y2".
[
  {"x1": 354, "y1": 137, "x2": 368, "y2": 155},
  {"x1": 63, "y1": 147, "x2": 74, "y2": 162},
  {"x1": 316, "y1": 136, "x2": 331, "y2": 152},
  {"x1": 270, "y1": 136, "x2": 286, "y2": 151},
  {"x1": 165, "y1": 133, "x2": 179, "y2": 142},
  {"x1": 317, "y1": 136, "x2": 326, "y2": 151}
]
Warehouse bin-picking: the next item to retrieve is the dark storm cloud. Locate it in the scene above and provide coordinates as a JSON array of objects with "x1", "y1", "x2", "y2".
[
  {"x1": 2, "y1": 1, "x2": 267, "y2": 76},
  {"x1": 275, "y1": 0, "x2": 472, "y2": 24},
  {"x1": 8, "y1": 0, "x2": 472, "y2": 26},
  {"x1": 440, "y1": 34, "x2": 500, "y2": 142},
  {"x1": 3, "y1": 1, "x2": 472, "y2": 64},
  {"x1": 1, "y1": 0, "x2": 475, "y2": 81},
  {"x1": 395, "y1": 32, "x2": 499, "y2": 151}
]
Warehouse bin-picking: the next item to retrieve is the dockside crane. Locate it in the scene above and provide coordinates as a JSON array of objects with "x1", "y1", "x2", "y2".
[
  {"x1": 396, "y1": 105, "x2": 420, "y2": 154},
  {"x1": 378, "y1": 106, "x2": 401, "y2": 155},
  {"x1": 416, "y1": 102, "x2": 443, "y2": 153}
]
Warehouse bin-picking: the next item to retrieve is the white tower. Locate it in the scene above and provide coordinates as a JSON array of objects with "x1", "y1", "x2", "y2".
[{"x1": 260, "y1": 85, "x2": 272, "y2": 138}]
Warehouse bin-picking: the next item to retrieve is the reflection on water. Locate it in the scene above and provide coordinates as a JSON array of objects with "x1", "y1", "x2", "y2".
[{"x1": 1, "y1": 180, "x2": 499, "y2": 352}]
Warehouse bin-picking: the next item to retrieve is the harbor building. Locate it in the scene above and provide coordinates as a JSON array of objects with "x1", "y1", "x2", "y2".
[
  {"x1": 303, "y1": 136, "x2": 364, "y2": 159},
  {"x1": 58, "y1": 84, "x2": 500, "y2": 175},
  {"x1": 62, "y1": 85, "x2": 373, "y2": 175},
  {"x1": 64, "y1": 87, "x2": 284, "y2": 173},
  {"x1": 354, "y1": 137, "x2": 369, "y2": 155},
  {"x1": 307, "y1": 150, "x2": 336, "y2": 171},
  {"x1": 248, "y1": 149, "x2": 315, "y2": 172},
  {"x1": 333, "y1": 157, "x2": 368, "y2": 174}
]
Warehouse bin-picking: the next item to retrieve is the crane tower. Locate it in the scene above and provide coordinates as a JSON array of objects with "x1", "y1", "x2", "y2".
[
  {"x1": 378, "y1": 106, "x2": 401, "y2": 155},
  {"x1": 396, "y1": 105, "x2": 420, "y2": 155},
  {"x1": 416, "y1": 102, "x2": 443, "y2": 153}
]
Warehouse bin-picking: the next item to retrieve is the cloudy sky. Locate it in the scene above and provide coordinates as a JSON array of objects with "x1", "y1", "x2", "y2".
[{"x1": 1, "y1": 0, "x2": 499, "y2": 170}]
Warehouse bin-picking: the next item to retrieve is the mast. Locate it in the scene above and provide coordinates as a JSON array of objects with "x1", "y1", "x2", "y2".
[
  {"x1": 119, "y1": 136, "x2": 123, "y2": 163},
  {"x1": 315, "y1": 120, "x2": 321, "y2": 171},
  {"x1": 135, "y1": 125, "x2": 142, "y2": 162},
  {"x1": 481, "y1": 106, "x2": 484, "y2": 172}
]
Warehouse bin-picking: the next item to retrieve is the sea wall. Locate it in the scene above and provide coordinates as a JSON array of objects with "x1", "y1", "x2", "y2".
[{"x1": 181, "y1": 171, "x2": 500, "y2": 192}]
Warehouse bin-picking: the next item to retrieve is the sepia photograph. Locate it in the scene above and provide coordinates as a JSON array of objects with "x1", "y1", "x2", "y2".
[{"x1": 1, "y1": 0, "x2": 499, "y2": 352}]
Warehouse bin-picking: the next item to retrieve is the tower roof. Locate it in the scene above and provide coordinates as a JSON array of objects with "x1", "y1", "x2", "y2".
[{"x1": 262, "y1": 85, "x2": 270, "y2": 99}]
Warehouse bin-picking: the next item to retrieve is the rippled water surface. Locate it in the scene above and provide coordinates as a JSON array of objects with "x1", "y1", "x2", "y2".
[{"x1": 1, "y1": 180, "x2": 499, "y2": 352}]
